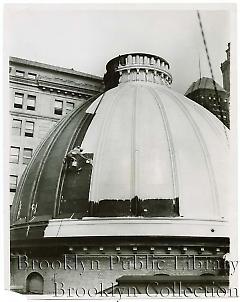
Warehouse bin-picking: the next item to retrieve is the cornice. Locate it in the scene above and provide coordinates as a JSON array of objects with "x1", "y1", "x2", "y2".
[
  {"x1": 9, "y1": 75, "x2": 104, "y2": 98},
  {"x1": 10, "y1": 56, "x2": 103, "y2": 81}
]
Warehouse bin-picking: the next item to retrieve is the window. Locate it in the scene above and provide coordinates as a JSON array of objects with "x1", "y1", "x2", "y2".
[
  {"x1": 28, "y1": 73, "x2": 37, "y2": 79},
  {"x1": 23, "y1": 148, "x2": 33, "y2": 165},
  {"x1": 54, "y1": 100, "x2": 63, "y2": 115},
  {"x1": 16, "y1": 70, "x2": 25, "y2": 77},
  {"x1": 10, "y1": 175, "x2": 18, "y2": 192},
  {"x1": 10, "y1": 146, "x2": 20, "y2": 163},
  {"x1": 27, "y1": 95, "x2": 36, "y2": 111},
  {"x1": 66, "y1": 102, "x2": 74, "y2": 114},
  {"x1": 14, "y1": 93, "x2": 24, "y2": 109},
  {"x1": 25, "y1": 121, "x2": 34, "y2": 137},
  {"x1": 12, "y1": 119, "x2": 22, "y2": 136},
  {"x1": 26, "y1": 272, "x2": 44, "y2": 294}
]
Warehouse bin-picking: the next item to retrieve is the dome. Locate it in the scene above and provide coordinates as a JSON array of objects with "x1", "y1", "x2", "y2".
[
  {"x1": 10, "y1": 53, "x2": 230, "y2": 242},
  {"x1": 185, "y1": 77, "x2": 226, "y2": 95}
]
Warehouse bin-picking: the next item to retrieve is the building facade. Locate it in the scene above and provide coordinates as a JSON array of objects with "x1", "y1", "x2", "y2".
[
  {"x1": 221, "y1": 43, "x2": 230, "y2": 94},
  {"x1": 185, "y1": 77, "x2": 229, "y2": 128},
  {"x1": 9, "y1": 57, "x2": 104, "y2": 205},
  {"x1": 185, "y1": 43, "x2": 231, "y2": 129}
]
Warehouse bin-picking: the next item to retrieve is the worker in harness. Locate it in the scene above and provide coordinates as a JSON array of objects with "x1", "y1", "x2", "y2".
[{"x1": 64, "y1": 146, "x2": 92, "y2": 172}]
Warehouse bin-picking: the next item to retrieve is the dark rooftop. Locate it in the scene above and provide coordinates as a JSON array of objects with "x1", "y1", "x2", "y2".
[{"x1": 185, "y1": 77, "x2": 226, "y2": 96}]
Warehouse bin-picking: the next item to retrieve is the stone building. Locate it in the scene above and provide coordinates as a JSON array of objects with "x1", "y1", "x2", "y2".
[
  {"x1": 221, "y1": 43, "x2": 230, "y2": 94},
  {"x1": 10, "y1": 53, "x2": 230, "y2": 297},
  {"x1": 185, "y1": 77, "x2": 229, "y2": 128},
  {"x1": 9, "y1": 57, "x2": 104, "y2": 205},
  {"x1": 185, "y1": 43, "x2": 231, "y2": 129}
]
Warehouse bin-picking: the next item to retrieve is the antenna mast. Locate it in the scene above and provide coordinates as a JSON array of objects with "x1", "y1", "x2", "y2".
[{"x1": 197, "y1": 11, "x2": 229, "y2": 142}]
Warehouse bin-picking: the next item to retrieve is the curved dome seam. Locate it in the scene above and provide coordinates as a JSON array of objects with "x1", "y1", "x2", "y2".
[
  {"x1": 163, "y1": 89, "x2": 220, "y2": 218},
  {"x1": 148, "y1": 86, "x2": 179, "y2": 201},
  {"x1": 89, "y1": 87, "x2": 125, "y2": 203},
  {"x1": 186, "y1": 97, "x2": 229, "y2": 147},
  {"x1": 53, "y1": 110, "x2": 95, "y2": 218},
  {"x1": 25, "y1": 101, "x2": 93, "y2": 221},
  {"x1": 130, "y1": 85, "x2": 138, "y2": 198}
]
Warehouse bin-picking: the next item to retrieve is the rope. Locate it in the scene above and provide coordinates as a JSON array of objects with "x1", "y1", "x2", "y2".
[{"x1": 197, "y1": 11, "x2": 229, "y2": 141}]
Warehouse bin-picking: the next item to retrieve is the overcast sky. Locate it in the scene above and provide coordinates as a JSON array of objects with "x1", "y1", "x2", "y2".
[{"x1": 4, "y1": 4, "x2": 232, "y2": 93}]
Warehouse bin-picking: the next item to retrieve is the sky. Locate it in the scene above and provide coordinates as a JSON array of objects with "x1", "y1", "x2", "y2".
[{"x1": 4, "y1": 3, "x2": 233, "y2": 93}]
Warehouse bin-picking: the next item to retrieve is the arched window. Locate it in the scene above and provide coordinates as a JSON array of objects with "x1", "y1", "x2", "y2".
[{"x1": 26, "y1": 272, "x2": 44, "y2": 294}]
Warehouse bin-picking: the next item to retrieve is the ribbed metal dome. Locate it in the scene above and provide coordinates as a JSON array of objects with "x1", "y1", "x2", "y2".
[{"x1": 10, "y1": 53, "x2": 230, "y2": 241}]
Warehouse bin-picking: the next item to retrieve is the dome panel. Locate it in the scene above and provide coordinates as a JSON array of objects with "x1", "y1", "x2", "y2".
[
  {"x1": 34, "y1": 104, "x2": 93, "y2": 219},
  {"x1": 176, "y1": 93, "x2": 229, "y2": 218},
  {"x1": 81, "y1": 87, "x2": 121, "y2": 153},
  {"x1": 153, "y1": 86, "x2": 229, "y2": 219},
  {"x1": 90, "y1": 85, "x2": 135, "y2": 201},
  {"x1": 11, "y1": 98, "x2": 97, "y2": 224},
  {"x1": 153, "y1": 88, "x2": 214, "y2": 218},
  {"x1": 135, "y1": 85, "x2": 176, "y2": 199}
]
